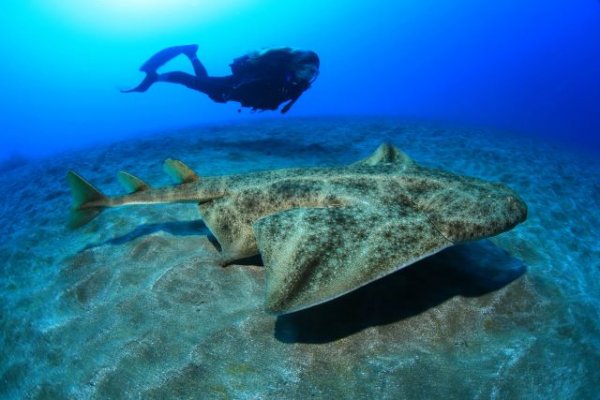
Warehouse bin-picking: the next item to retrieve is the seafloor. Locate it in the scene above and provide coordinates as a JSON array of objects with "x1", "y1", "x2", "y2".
[{"x1": 0, "y1": 117, "x2": 598, "y2": 399}]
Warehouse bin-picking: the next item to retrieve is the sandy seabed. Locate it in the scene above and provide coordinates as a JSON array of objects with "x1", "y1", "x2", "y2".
[{"x1": 0, "y1": 117, "x2": 598, "y2": 399}]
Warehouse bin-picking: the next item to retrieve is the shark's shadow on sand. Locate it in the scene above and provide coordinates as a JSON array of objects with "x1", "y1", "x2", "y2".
[
  {"x1": 81, "y1": 220, "x2": 214, "y2": 250},
  {"x1": 274, "y1": 240, "x2": 526, "y2": 344},
  {"x1": 80, "y1": 220, "x2": 525, "y2": 344},
  {"x1": 83, "y1": 222, "x2": 525, "y2": 344}
]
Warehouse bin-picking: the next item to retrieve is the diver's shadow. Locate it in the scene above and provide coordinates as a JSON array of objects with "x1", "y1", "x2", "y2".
[{"x1": 274, "y1": 240, "x2": 526, "y2": 344}]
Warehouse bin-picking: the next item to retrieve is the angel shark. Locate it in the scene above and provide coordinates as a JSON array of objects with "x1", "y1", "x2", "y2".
[{"x1": 67, "y1": 143, "x2": 527, "y2": 314}]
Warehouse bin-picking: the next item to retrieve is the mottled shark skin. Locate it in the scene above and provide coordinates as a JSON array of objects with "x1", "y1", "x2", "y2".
[{"x1": 67, "y1": 143, "x2": 527, "y2": 314}]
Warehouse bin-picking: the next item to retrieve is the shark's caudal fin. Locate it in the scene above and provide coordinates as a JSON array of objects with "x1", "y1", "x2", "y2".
[{"x1": 67, "y1": 171, "x2": 107, "y2": 229}]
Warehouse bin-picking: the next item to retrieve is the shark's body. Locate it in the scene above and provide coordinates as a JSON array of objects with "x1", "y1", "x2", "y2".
[{"x1": 68, "y1": 144, "x2": 527, "y2": 314}]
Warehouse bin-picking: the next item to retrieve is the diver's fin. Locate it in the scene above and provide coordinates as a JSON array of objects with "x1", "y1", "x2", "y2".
[
  {"x1": 163, "y1": 159, "x2": 199, "y2": 184},
  {"x1": 67, "y1": 171, "x2": 107, "y2": 229},
  {"x1": 139, "y1": 44, "x2": 199, "y2": 72},
  {"x1": 117, "y1": 171, "x2": 150, "y2": 193},
  {"x1": 120, "y1": 71, "x2": 158, "y2": 93}
]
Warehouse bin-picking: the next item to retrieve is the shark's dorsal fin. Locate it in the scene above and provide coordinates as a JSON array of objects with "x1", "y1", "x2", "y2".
[
  {"x1": 352, "y1": 143, "x2": 413, "y2": 167},
  {"x1": 117, "y1": 171, "x2": 151, "y2": 193},
  {"x1": 164, "y1": 159, "x2": 199, "y2": 184}
]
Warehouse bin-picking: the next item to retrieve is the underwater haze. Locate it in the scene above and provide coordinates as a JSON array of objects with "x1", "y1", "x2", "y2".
[
  {"x1": 0, "y1": 0, "x2": 599, "y2": 159},
  {"x1": 1, "y1": 1, "x2": 600, "y2": 400}
]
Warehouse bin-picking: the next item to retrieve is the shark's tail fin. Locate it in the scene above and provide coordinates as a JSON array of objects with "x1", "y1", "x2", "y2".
[{"x1": 67, "y1": 171, "x2": 107, "y2": 229}]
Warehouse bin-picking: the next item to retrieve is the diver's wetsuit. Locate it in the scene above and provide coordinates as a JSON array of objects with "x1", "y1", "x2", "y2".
[{"x1": 123, "y1": 45, "x2": 318, "y2": 114}]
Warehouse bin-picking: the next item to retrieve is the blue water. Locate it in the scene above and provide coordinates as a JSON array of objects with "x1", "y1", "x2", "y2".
[
  {"x1": 1, "y1": 1, "x2": 600, "y2": 399},
  {"x1": 0, "y1": 1, "x2": 599, "y2": 159}
]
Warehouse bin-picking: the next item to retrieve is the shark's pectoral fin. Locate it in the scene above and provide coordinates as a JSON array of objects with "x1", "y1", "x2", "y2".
[
  {"x1": 253, "y1": 206, "x2": 452, "y2": 314},
  {"x1": 199, "y1": 199, "x2": 259, "y2": 262}
]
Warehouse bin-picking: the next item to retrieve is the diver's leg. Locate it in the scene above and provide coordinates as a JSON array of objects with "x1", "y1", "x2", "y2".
[
  {"x1": 156, "y1": 71, "x2": 202, "y2": 89},
  {"x1": 161, "y1": 44, "x2": 208, "y2": 78},
  {"x1": 120, "y1": 71, "x2": 158, "y2": 93},
  {"x1": 139, "y1": 44, "x2": 199, "y2": 72},
  {"x1": 189, "y1": 55, "x2": 208, "y2": 78},
  {"x1": 122, "y1": 45, "x2": 200, "y2": 93},
  {"x1": 122, "y1": 71, "x2": 200, "y2": 94},
  {"x1": 157, "y1": 72, "x2": 231, "y2": 102},
  {"x1": 157, "y1": 72, "x2": 221, "y2": 94},
  {"x1": 121, "y1": 70, "x2": 198, "y2": 93}
]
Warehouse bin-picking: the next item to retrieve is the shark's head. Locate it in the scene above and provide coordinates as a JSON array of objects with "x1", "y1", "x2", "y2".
[{"x1": 418, "y1": 175, "x2": 528, "y2": 243}]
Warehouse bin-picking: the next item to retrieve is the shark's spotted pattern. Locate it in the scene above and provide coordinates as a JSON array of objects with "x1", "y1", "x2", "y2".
[{"x1": 67, "y1": 143, "x2": 527, "y2": 314}]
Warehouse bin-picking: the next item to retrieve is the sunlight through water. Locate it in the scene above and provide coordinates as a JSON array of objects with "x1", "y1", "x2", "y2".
[{"x1": 40, "y1": 0, "x2": 258, "y2": 35}]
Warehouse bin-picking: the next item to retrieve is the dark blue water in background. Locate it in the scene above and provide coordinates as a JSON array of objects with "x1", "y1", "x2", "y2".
[{"x1": 0, "y1": 0, "x2": 599, "y2": 159}]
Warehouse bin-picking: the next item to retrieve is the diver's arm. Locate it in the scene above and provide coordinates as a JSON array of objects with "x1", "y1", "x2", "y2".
[
  {"x1": 281, "y1": 81, "x2": 312, "y2": 114},
  {"x1": 281, "y1": 94, "x2": 301, "y2": 114}
]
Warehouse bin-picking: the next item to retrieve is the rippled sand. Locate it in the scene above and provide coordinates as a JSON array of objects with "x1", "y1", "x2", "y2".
[{"x1": 1, "y1": 118, "x2": 598, "y2": 399}]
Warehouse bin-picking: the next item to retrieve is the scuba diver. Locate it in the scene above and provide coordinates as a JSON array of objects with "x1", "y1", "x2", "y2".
[{"x1": 122, "y1": 44, "x2": 320, "y2": 114}]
